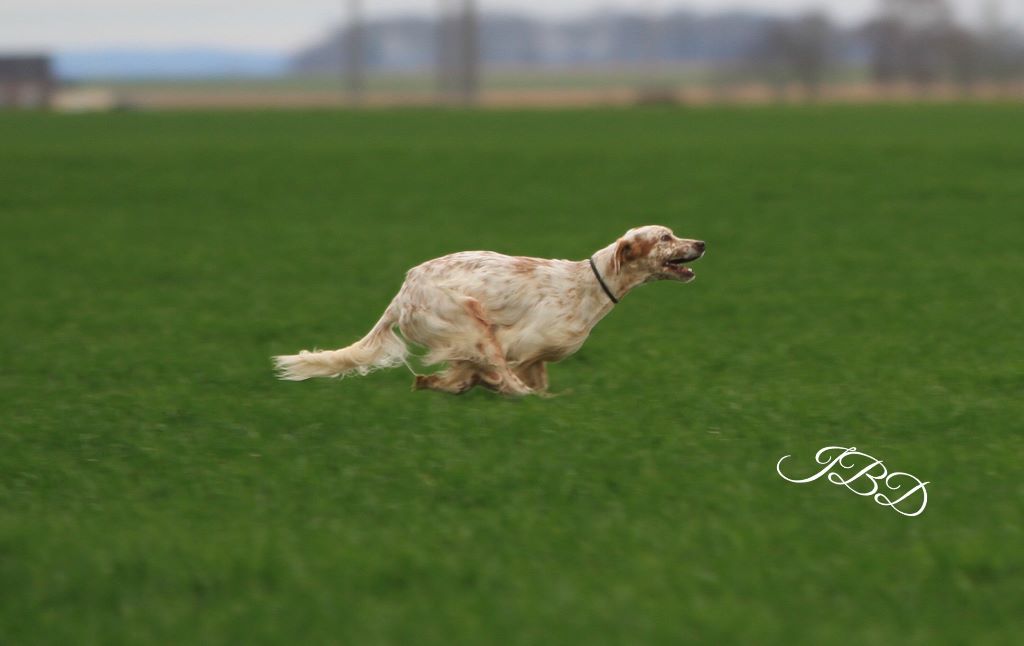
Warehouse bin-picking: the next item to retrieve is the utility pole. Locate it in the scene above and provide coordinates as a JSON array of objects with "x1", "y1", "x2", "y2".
[
  {"x1": 436, "y1": 0, "x2": 479, "y2": 104},
  {"x1": 437, "y1": 0, "x2": 453, "y2": 100},
  {"x1": 345, "y1": 0, "x2": 365, "y2": 104},
  {"x1": 458, "y1": 0, "x2": 480, "y2": 104}
]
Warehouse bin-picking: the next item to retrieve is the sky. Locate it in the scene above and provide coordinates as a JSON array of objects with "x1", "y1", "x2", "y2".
[{"x1": 1, "y1": 0, "x2": 1019, "y2": 54}]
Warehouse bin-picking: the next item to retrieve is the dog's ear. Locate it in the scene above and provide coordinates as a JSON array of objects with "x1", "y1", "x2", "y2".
[{"x1": 612, "y1": 237, "x2": 634, "y2": 273}]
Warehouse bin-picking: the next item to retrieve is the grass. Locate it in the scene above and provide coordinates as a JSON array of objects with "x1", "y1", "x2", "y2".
[{"x1": 1, "y1": 106, "x2": 1022, "y2": 644}]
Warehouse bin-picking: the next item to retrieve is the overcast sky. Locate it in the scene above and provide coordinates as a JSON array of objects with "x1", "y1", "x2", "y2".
[{"x1": 1, "y1": 0, "x2": 1018, "y2": 53}]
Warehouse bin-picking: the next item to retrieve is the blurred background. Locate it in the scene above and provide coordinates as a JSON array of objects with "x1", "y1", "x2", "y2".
[
  {"x1": 4, "y1": 3, "x2": 1024, "y2": 643},
  {"x1": 2, "y1": 0, "x2": 1023, "y2": 110}
]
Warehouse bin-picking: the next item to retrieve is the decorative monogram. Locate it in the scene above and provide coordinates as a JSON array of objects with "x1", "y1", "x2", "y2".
[{"x1": 776, "y1": 446, "x2": 929, "y2": 517}]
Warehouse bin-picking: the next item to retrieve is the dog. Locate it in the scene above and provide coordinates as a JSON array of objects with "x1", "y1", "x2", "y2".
[{"x1": 273, "y1": 225, "x2": 705, "y2": 396}]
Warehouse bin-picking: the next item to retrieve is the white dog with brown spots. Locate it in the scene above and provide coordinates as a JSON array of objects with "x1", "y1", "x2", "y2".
[{"x1": 274, "y1": 225, "x2": 705, "y2": 396}]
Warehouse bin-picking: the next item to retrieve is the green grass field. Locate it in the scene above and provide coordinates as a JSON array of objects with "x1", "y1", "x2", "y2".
[{"x1": 2, "y1": 106, "x2": 1022, "y2": 644}]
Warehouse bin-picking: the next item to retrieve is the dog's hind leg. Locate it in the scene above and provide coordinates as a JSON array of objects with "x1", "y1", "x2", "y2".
[
  {"x1": 515, "y1": 361, "x2": 549, "y2": 393},
  {"x1": 460, "y1": 298, "x2": 534, "y2": 397},
  {"x1": 401, "y1": 287, "x2": 533, "y2": 397},
  {"x1": 413, "y1": 361, "x2": 479, "y2": 394}
]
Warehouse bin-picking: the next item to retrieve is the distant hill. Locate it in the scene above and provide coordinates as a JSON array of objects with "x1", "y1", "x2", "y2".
[{"x1": 56, "y1": 48, "x2": 287, "y2": 80}]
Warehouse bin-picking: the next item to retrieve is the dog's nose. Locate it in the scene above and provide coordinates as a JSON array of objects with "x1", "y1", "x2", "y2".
[{"x1": 693, "y1": 240, "x2": 706, "y2": 253}]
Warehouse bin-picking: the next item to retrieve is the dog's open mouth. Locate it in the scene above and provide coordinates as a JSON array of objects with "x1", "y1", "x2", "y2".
[{"x1": 664, "y1": 256, "x2": 697, "y2": 279}]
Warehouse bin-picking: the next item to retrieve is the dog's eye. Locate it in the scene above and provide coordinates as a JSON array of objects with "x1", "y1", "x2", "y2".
[{"x1": 660, "y1": 234, "x2": 671, "y2": 242}]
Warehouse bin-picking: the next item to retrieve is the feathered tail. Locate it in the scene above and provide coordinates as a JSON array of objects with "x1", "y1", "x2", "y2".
[{"x1": 273, "y1": 302, "x2": 407, "y2": 381}]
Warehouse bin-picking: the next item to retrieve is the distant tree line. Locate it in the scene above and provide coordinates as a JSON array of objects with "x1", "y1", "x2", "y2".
[
  {"x1": 735, "y1": 0, "x2": 1022, "y2": 94},
  {"x1": 864, "y1": 0, "x2": 1024, "y2": 89},
  {"x1": 292, "y1": 0, "x2": 1024, "y2": 93},
  {"x1": 291, "y1": 11, "x2": 789, "y2": 73}
]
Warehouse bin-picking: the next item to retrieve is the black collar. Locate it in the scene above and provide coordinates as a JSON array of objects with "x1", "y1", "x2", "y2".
[{"x1": 589, "y1": 256, "x2": 619, "y2": 304}]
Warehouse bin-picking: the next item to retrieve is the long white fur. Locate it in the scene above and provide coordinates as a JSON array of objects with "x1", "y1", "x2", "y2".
[
  {"x1": 273, "y1": 225, "x2": 704, "y2": 394},
  {"x1": 273, "y1": 303, "x2": 407, "y2": 380}
]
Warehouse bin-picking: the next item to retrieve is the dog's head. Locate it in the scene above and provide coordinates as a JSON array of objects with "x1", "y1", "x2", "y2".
[{"x1": 611, "y1": 225, "x2": 705, "y2": 283}]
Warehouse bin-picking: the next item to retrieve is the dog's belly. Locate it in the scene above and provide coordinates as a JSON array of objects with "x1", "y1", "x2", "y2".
[{"x1": 497, "y1": 317, "x2": 590, "y2": 364}]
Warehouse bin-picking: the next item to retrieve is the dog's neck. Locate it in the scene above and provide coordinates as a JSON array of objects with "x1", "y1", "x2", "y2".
[
  {"x1": 589, "y1": 243, "x2": 648, "y2": 303},
  {"x1": 573, "y1": 243, "x2": 649, "y2": 327}
]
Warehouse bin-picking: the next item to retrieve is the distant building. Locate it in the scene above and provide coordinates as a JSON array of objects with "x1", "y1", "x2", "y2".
[{"x1": 0, "y1": 55, "x2": 55, "y2": 109}]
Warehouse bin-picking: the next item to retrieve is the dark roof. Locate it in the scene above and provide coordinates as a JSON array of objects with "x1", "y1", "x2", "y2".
[{"x1": 0, "y1": 56, "x2": 54, "y2": 82}]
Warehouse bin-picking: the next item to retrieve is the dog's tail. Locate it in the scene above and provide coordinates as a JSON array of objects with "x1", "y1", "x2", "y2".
[{"x1": 273, "y1": 300, "x2": 408, "y2": 381}]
